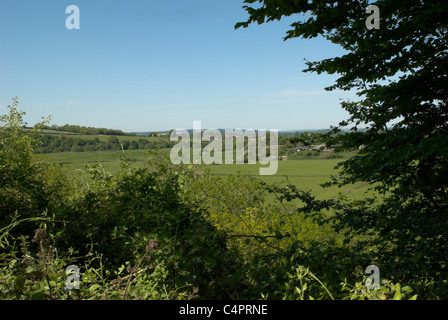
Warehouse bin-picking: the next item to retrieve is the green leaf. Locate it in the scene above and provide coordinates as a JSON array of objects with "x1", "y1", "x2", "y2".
[
  {"x1": 31, "y1": 292, "x2": 45, "y2": 300},
  {"x1": 15, "y1": 276, "x2": 26, "y2": 290},
  {"x1": 274, "y1": 230, "x2": 283, "y2": 239},
  {"x1": 393, "y1": 289, "x2": 402, "y2": 300}
]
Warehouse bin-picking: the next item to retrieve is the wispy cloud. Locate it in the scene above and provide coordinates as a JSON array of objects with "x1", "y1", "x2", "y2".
[
  {"x1": 285, "y1": 76, "x2": 311, "y2": 81},
  {"x1": 255, "y1": 88, "x2": 354, "y2": 106},
  {"x1": 276, "y1": 89, "x2": 329, "y2": 97},
  {"x1": 66, "y1": 99, "x2": 83, "y2": 105}
]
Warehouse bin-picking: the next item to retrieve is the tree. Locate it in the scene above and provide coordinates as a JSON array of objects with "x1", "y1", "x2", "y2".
[
  {"x1": 107, "y1": 136, "x2": 120, "y2": 150},
  {"x1": 0, "y1": 98, "x2": 69, "y2": 235},
  {"x1": 236, "y1": 0, "x2": 448, "y2": 297}
]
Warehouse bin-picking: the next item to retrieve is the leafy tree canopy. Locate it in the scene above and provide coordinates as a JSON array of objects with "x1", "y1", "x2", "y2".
[{"x1": 237, "y1": 0, "x2": 448, "y2": 297}]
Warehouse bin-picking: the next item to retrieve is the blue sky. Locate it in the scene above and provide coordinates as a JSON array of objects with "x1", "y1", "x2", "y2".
[{"x1": 0, "y1": 0, "x2": 358, "y2": 132}]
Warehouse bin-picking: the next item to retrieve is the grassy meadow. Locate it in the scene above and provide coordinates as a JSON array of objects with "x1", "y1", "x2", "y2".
[{"x1": 42, "y1": 147, "x2": 372, "y2": 202}]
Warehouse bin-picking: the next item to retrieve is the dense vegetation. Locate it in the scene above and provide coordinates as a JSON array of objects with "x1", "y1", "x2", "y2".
[
  {"x1": 34, "y1": 127, "x2": 336, "y2": 161},
  {"x1": 39, "y1": 124, "x2": 135, "y2": 136},
  {"x1": 237, "y1": 0, "x2": 447, "y2": 299},
  {"x1": 0, "y1": 100, "x2": 425, "y2": 300},
  {"x1": 36, "y1": 134, "x2": 175, "y2": 153}
]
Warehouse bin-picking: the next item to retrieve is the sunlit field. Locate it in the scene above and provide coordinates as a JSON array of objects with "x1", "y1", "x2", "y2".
[{"x1": 43, "y1": 149, "x2": 371, "y2": 201}]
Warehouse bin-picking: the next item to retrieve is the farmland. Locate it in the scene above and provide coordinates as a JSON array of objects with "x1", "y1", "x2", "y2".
[
  {"x1": 42, "y1": 146, "x2": 371, "y2": 202},
  {"x1": 2, "y1": 103, "x2": 442, "y2": 301}
]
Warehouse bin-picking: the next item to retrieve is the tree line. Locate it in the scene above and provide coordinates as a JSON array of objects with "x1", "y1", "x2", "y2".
[
  {"x1": 35, "y1": 134, "x2": 175, "y2": 153},
  {"x1": 38, "y1": 124, "x2": 136, "y2": 136}
]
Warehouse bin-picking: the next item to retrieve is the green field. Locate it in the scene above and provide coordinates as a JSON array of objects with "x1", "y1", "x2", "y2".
[
  {"x1": 43, "y1": 149, "x2": 160, "y2": 174},
  {"x1": 199, "y1": 159, "x2": 370, "y2": 200},
  {"x1": 43, "y1": 148, "x2": 371, "y2": 202}
]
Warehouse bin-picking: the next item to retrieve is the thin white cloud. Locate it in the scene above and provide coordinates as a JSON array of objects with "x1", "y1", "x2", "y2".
[
  {"x1": 285, "y1": 76, "x2": 311, "y2": 81},
  {"x1": 66, "y1": 99, "x2": 83, "y2": 105},
  {"x1": 277, "y1": 89, "x2": 330, "y2": 97},
  {"x1": 256, "y1": 88, "x2": 357, "y2": 106},
  {"x1": 257, "y1": 97, "x2": 314, "y2": 106}
]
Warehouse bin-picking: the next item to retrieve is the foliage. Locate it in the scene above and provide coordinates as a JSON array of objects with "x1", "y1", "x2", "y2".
[
  {"x1": 1, "y1": 101, "x2": 245, "y2": 299},
  {"x1": 277, "y1": 265, "x2": 335, "y2": 300},
  {"x1": 57, "y1": 157, "x2": 244, "y2": 299},
  {"x1": 341, "y1": 279, "x2": 417, "y2": 300},
  {"x1": 236, "y1": 0, "x2": 448, "y2": 298},
  {"x1": 0, "y1": 98, "x2": 70, "y2": 236},
  {"x1": 40, "y1": 124, "x2": 134, "y2": 136},
  {"x1": 0, "y1": 225, "x2": 183, "y2": 300},
  {"x1": 36, "y1": 134, "x2": 174, "y2": 153},
  {"x1": 0, "y1": 100, "x2": 426, "y2": 300}
]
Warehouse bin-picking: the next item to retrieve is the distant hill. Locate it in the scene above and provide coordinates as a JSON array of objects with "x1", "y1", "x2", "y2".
[
  {"x1": 133, "y1": 129, "x2": 334, "y2": 136},
  {"x1": 37, "y1": 124, "x2": 135, "y2": 136},
  {"x1": 132, "y1": 131, "x2": 170, "y2": 136}
]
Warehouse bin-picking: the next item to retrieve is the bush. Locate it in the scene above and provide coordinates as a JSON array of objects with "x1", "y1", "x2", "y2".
[{"x1": 0, "y1": 99, "x2": 71, "y2": 237}]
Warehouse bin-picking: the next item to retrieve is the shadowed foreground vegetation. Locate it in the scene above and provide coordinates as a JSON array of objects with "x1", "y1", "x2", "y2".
[{"x1": 1, "y1": 101, "x2": 440, "y2": 300}]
